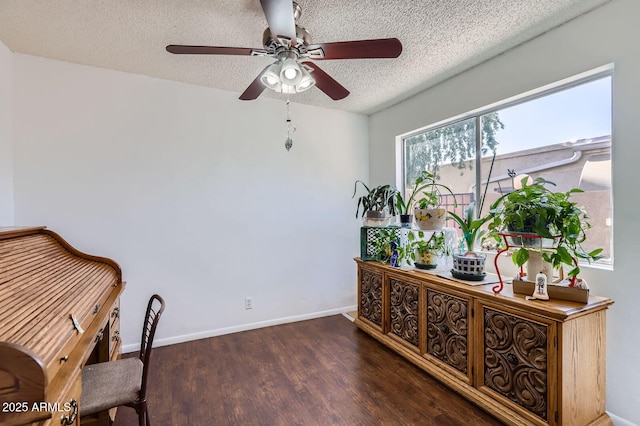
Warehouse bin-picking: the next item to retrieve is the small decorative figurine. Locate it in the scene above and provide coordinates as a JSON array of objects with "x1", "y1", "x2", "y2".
[
  {"x1": 389, "y1": 241, "x2": 399, "y2": 267},
  {"x1": 527, "y1": 272, "x2": 550, "y2": 301}
]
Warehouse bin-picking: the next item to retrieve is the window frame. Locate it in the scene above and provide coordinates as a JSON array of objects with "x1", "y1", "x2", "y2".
[{"x1": 396, "y1": 64, "x2": 614, "y2": 267}]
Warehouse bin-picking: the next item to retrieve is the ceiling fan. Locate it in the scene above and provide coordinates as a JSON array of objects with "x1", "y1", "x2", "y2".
[{"x1": 166, "y1": 0, "x2": 402, "y2": 101}]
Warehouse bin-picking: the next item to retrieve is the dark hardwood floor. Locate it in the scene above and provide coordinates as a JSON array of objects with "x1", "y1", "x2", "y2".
[{"x1": 114, "y1": 315, "x2": 504, "y2": 425}]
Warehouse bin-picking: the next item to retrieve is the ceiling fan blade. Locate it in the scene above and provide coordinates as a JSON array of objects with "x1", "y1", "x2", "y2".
[
  {"x1": 307, "y1": 38, "x2": 402, "y2": 60},
  {"x1": 302, "y1": 62, "x2": 349, "y2": 100},
  {"x1": 239, "y1": 66, "x2": 269, "y2": 101},
  {"x1": 166, "y1": 45, "x2": 254, "y2": 55},
  {"x1": 260, "y1": 0, "x2": 297, "y2": 45}
]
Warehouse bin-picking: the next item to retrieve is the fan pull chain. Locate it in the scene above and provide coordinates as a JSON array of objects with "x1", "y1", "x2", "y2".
[{"x1": 285, "y1": 98, "x2": 296, "y2": 151}]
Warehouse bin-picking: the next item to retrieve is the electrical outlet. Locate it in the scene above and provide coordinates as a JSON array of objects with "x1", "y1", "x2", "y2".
[{"x1": 244, "y1": 297, "x2": 253, "y2": 310}]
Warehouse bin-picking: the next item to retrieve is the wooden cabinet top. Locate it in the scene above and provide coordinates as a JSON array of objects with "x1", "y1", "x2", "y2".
[{"x1": 355, "y1": 258, "x2": 613, "y2": 322}]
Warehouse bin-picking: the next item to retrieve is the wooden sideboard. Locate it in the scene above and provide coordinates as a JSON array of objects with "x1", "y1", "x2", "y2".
[{"x1": 354, "y1": 258, "x2": 614, "y2": 426}]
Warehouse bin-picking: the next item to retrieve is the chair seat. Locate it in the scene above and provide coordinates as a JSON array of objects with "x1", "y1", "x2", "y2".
[{"x1": 82, "y1": 357, "x2": 144, "y2": 416}]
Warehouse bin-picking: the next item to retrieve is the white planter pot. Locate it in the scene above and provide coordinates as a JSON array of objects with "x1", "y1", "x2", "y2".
[
  {"x1": 414, "y1": 208, "x2": 447, "y2": 230},
  {"x1": 452, "y1": 251, "x2": 486, "y2": 276},
  {"x1": 362, "y1": 211, "x2": 392, "y2": 227}
]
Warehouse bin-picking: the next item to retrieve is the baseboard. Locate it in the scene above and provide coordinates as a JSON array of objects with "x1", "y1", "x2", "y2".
[
  {"x1": 341, "y1": 311, "x2": 356, "y2": 322},
  {"x1": 608, "y1": 412, "x2": 637, "y2": 426},
  {"x1": 122, "y1": 305, "x2": 358, "y2": 353}
]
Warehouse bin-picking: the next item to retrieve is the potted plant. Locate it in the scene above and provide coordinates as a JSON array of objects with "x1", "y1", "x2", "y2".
[
  {"x1": 448, "y1": 202, "x2": 493, "y2": 278},
  {"x1": 411, "y1": 171, "x2": 457, "y2": 230},
  {"x1": 352, "y1": 180, "x2": 399, "y2": 227},
  {"x1": 370, "y1": 228, "x2": 401, "y2": 265},
  {"x1": 394, "y1": 193, "x2": 414, "y2": 228},
  {"x1": 398, "y1": 230, "x2": 448, "y2": 269},
  {"x1": 395, "y1": 171, "x2": 436, "y2": 228},
  {"x1": 487, "y1": 176, "x2": 603, "y2": 280}
]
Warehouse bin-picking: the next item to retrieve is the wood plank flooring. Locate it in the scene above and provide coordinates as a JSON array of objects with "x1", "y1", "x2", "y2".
[{"x1": 114, "y1": 315, "x2": 504, "y2": 425}]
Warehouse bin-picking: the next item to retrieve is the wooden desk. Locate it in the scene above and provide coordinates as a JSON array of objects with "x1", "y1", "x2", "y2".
[{"x1": 0, "y1": 227, "x2": 125, "y2": 426}]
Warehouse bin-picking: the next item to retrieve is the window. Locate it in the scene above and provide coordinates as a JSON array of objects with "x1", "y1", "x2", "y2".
[{"x1": 400, "y1": 69, "x2": 613, "y2": 265}]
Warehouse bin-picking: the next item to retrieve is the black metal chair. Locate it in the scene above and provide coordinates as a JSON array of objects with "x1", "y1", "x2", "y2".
[{"x1": 81, "y1": 294, "x2": 165, "y2": 426}]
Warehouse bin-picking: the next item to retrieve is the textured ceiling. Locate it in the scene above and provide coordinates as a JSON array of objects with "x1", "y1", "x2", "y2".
[{"x1": 0, "y1": 0, "x2": 608, "y2": 115}]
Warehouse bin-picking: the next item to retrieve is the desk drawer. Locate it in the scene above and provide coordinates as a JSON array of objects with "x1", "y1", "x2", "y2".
[
  {"x1": 110, "y1": 300, "x2": 120, "y2": 327},
  {"x1": 109, "y1": 317, "x2": 121, "y2": 359},
  {"x1": 41, "y1": 369, "x2": 81, "y2": 426}
]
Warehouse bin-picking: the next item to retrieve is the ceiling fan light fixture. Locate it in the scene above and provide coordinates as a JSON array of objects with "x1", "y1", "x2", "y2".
[
  {"x1": 261, "y1": 58, "x2": 315, "y2": 94},
  {"x1": 283, "y1": 66, "x2": 299, "y2": 80},
  {"x1": 260, "y1": 61, "x2": 282, "y2": 90},
  {"x1": 280, "y1": 57, "x2": 302, "y2": 86},
  {"x1": 295, "y1": 66, "x2": 315, "y2": 92},
  {"x1": 281, "y1": 84, "x2": 296, "y2": 94}
]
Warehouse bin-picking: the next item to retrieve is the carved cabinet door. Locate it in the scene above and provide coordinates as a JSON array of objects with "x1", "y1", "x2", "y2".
[
  {"x1": 358, "y1": 266, "x2": 384, "y2": 331},
  {"x1": 386, "y1": 273, "x2": 421, "y2": 351},
  {"x1": 476, "y1": 302, "x2": 558, "y2": 425},
  {"x1": 423, "y1": 286, "x2": 473, "y2": 384}
]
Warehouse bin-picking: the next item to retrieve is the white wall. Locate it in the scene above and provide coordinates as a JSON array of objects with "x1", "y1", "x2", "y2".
[
  {"x1": 369, "y1": 0, "x2": 639, "y2": 423},
  {"x1": 11, "y1": 54, "x2": 368, "y2": 350},
  {"x1": 0, "y1": 41, "x2": 13, "y2": 225}
]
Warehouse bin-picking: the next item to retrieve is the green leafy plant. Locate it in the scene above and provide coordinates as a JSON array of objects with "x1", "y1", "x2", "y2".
[
  {"x1": 416, "y1": 231, "x2": 447, "y2": 256},
  {"x1": 371, "y1": 228, "x2": 400, "y2": 264},
  {"x1": 352, "y1": 180, "x2": 399, "y2": 218},
  {"x1": 447, "y1": 202, "x2": 493, "y2": 252},
  {"x1": 395, "y1": 170, "x2": 448, "y2": 214},
  {"x1": 487, "y1": 176, "x2": 603, "y2": 277},
  {"x1": 398, "y1": 230, "x2": 448, "y2": 266},
  {"x1": 406, "y1": 171, "x2": 457, "y2": 210}
]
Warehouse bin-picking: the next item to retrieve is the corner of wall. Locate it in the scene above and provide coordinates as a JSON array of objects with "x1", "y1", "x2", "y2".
[{"x1": 0, "y1": 40, "x2": 15, "y2": 226}]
